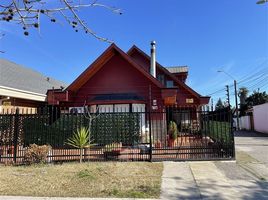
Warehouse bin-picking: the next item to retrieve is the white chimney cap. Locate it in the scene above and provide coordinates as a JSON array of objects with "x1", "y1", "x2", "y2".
[{"x1": 151, "y1": 41, "x2": 156, "y2": 46}]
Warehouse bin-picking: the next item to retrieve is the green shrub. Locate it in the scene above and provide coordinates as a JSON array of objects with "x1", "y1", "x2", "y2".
[
  {"x1": 201, "y1": 121, "x2": 232, "y2": 144},
  {"x1": 0, "y1": 115, "x2": 15, "y2": 144},
  {"x1": 23, "y1": 144, "x2": 51, "y2": 165},
  {"x1": 23, "y1": 112, "x2": 140, "y2": 147},
  {"x1": 91, "y1": 113, "x2": 140, "y2": 145}
]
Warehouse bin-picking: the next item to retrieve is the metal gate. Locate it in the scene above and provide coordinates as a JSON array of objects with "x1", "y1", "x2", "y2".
[{"x1": 150, "y1": 107, "x2": 235, "y2": 161}]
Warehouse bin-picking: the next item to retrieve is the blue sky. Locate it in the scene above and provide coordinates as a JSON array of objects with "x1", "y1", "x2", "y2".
[{"x1": 0, "y1": 0, "x2": 267, "y2": 107}]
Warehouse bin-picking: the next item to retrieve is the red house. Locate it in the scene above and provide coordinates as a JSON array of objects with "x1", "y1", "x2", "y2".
[{"x1": 47, "y1": 42, "x2": 209, "y2": 113}]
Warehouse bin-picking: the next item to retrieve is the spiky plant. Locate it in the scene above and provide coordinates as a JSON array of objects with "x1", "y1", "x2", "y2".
[
  {"x1": 168, "y1": 121, "x2": 178, "y2": 140},
  {"x1": 66, "y1": 127, "x2": 93, "y2": 163}
]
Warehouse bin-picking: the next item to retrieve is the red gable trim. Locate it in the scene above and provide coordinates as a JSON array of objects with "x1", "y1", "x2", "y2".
[
  {"x1": 67, "y1": 44, "x2": 164, "y2": 92},
  {"x1": 127, "y1": 45, "x2": 202, "y2": 98}
]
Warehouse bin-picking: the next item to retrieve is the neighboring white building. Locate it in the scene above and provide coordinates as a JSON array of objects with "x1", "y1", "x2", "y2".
[
  {"x1": 253, "y1": 103, "x2": 268, "y2": 134},
  {"x1": 239, "y1": 115, "x2": 252, "y2": 131},
  {"x1": 236, "y1": 102, "x2": 268, "y2": 134}
]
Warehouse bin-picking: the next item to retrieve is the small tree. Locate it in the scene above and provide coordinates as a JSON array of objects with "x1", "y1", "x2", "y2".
[
  {"x1": 66, "y1": 127, "x2": 93, "y2": 163},
  {"x1": 246, "y1": 91, "x2": 268, "y2": 108},
  {"x1": 239, "y1": 87, "x2": 249, "y2": 116},
  {"x1": 238, "y1": 87, "x2": 249, "y2": 105},
  {"x1": 215, "y1": 98, "x2": 225, "y2": 111}
]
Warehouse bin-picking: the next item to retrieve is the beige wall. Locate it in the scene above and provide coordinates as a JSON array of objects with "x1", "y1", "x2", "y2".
[
  {"x1": 0, "y1": 106, "x2": 37, "y2": 114},
  {"x1": 253, "y1": 103, "x2": 268, "y2": 134}
]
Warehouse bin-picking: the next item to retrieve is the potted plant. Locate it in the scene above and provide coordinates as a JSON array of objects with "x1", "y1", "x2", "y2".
[
  {"x1": 168, "y1": 121, "x2": 178, "y2": 147},
  {"x1": 103, "y1": 142, "x2": 122, "y2": 159}
]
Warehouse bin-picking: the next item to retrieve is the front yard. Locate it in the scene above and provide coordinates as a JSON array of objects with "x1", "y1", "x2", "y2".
[{"x1": 0, "y1": 162, "x2": 163, "y2": 198}]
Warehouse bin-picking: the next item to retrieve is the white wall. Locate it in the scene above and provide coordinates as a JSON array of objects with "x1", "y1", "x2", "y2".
[
  {"x1": 253, "y1": 103, "x2": 268, "y2": 134},
  {"x1": 239, "y1": 116, "x2": 251, "y2": 130}
]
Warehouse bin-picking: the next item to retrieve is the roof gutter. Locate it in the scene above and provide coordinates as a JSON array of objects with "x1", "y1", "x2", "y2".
[{"x1": 0, "y1": 85, "x2": 46, "y2": 102}]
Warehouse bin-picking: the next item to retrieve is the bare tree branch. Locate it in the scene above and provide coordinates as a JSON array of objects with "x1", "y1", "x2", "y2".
[
  {"x1": 0, "y1": 0, "x2": 122, "y2": 42},
  {"x1": 83, "y1": 101, "x2": 100, "y2": 137}
]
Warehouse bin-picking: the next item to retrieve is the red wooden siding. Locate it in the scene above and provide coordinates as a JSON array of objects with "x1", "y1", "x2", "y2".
[
  {"x1": 71, "y1": 53, "x2": 163, "y2": 109},
  {"x1": 46, "y1": 44, "x2": 210, "y2": 108},
  {"x1": 128, "y1": 48, "x2": 202, "y2": 106}
]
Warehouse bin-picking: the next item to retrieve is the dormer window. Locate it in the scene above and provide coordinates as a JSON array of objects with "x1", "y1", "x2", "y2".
[
  {"x1": 166, "y1": 80, "x2": 174, "y2": 88},
  {"x1": 157, "y1": 74, "x2": 165, "y2": 85}
]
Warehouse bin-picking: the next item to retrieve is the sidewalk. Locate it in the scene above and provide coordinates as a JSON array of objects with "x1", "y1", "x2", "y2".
[
  {"x1": 161, "y1": 161, "x2": 268, "y2": 200},
  {"x1": 160, "y1": 130, "x2": 268, "y2": 199}
]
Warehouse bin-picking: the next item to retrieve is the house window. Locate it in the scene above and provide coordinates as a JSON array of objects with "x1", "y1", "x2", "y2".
[
  {"x1": 69, "y1": 107, "x2": 84, "y2": 114},
  {"x1": 132, "y1": 103, "x2": 145, "y2": 112},
  {"x1": 114, "y1": 104, "x2": 130, "y2": 112},
  {"x1": 157, "y1": 74, "x2": 165, "y2": 85},
  {"x1": 98, "y1": 104, "x2": 113, "y2": 113},
  {"x1": 166, "y1": 80, "x2": 174, "y2": 88},
  {"x1": 95, "y1": 104, "x2": 130, "y2": 113}
]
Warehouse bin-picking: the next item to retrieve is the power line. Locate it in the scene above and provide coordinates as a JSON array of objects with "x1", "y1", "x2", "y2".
[
  {"x1": 207, "y1": 88, "x2": 226, "y2": 96},
  {"x1": 238, "y1": 72, "x2": 268, "y2": 86},
  {"x1": 237, "y1": 60, "x2": 268, "y2": 83},
  {"x1": 247, "y1": 78, "x2": 268, "y2": 91},
  {"x1": 249, "y1": 77, "x2": 268, "y2": 87}
]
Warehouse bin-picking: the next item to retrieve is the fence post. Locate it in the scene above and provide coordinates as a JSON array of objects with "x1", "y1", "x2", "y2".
[
  {"x1": 149, "y1": 109, "x2": 152, "y2": 162},
  {"x1": 13, "y1": 108, "x2": 19, "y2": 163}
]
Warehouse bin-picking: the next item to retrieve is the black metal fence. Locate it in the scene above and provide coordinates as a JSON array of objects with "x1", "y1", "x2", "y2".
[{"x1": 0, "y1": 106, "x2": 235, "y2": 164}]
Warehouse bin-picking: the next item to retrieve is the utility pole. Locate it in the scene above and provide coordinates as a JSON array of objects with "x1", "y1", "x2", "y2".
[
  {"x1": 226, "y1": 85, "x2": 230, "y2": 107},
  {"x1": 211, "y1": 98, "x2": 214, "y2": 111},
  {"x1": 234, "y1": 80, "x2": 240, "y2": 130},
  {"x1": 217, "y1": 70, "x2": 240, "y2": 130}
]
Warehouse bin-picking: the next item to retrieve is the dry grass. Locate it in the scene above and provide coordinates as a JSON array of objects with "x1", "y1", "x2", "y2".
[{"x1": 0, "y1": 162, "x2": 163, "y2": 198}]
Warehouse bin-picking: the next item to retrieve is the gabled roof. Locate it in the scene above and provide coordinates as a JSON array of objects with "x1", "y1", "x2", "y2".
[
  {"x1": 66, "y1": 44, "x2": 164, "y2": 92},
  {"x1": 127, "y1": 45, "x2": 204, "y2": 98},
  {"x1": 0, "y1": 59, "x2": 67, "y2": 95}
]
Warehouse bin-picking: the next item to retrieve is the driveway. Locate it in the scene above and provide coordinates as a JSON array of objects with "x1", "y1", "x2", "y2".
[
  {"x1": 235, "y1": 130, "x2": 268, "y2": 165},
  {"x1": 161, "y1": 130, "x2": 268, "y2": 200}
]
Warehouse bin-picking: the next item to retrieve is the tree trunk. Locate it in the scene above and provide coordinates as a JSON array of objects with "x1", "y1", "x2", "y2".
[
  {"x1": 80, "y1": 148, "x2": 83, "y2": 163},
  {"x1": 87, "y1": 146, "x2": 90, "y2": 161}
]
